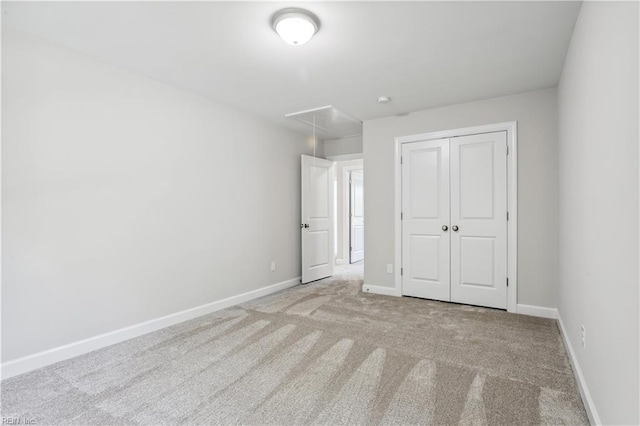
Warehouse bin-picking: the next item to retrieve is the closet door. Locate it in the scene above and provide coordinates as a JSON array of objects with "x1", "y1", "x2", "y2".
[
  {"x1": 450, "y1": 132, "x2": 508, "y2": 309},
  {"x1": 401, "y1": 139, "x2": 450, "y2": 301}
]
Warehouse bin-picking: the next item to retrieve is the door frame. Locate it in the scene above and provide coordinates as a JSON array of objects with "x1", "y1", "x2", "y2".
[
  {"x1": 349, "y1": 169, "x2": 364, "y2": 263},
  {"x1": 338, "y1": 163, "x2": 364, "y2": 265},
  {"x1": 393, "y1": 122, "x2": 518, "y2": 313}
]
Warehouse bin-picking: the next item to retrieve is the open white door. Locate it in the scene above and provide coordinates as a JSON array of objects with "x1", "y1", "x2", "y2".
[
  {"x1": 301, "y1": 155, "x2": 335, "y2": 283},
  {"x1": 349, "y1": 170, "x2": 364, "y2": 263}
]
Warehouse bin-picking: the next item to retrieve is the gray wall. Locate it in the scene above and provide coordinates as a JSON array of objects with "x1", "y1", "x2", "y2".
[
  {"x1": 323, "y1": 136, "x2": 363, "y2": 159},
  {"x1": 363, "y1": 88, "x2": 558, "y2": 308},
  {"x1": 2, "y1": 28, "x2": 313, "y2": 362},
  {"x1": 557, "y1": 2, "x2": 639, "y2": 423}
]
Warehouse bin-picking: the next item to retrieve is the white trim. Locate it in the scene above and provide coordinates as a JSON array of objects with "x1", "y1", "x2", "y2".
[
  {"x1": 506, "y1": 123, "x2": 518, "y2": 312},
  {"x1": 393, "y1": 121, "x2": 518, "y2": 312},
  {"x1": 362, "y1": 284, "x2": 402, "y2": 297},
  {"x1": 335, "y1": 258, "x2": 346, "y2": 265},
  {"x1": 557, "y1": 312, "x2": 602, "y2": 425},
  {"x1": 516, "y1": 304, "x2": 558, "y2": 319},
  {"x1": 394, "y1": 134, "x2": 403, "y2": 302},
  {"x1": 1, "y1": 277, "x2": 301, "y2": 379}
]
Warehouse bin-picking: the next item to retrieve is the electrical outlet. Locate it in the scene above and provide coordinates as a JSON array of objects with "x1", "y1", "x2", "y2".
[
  {"x1": 270, "y1": 261, "x2": 276, "y2": 272},
  {"x1": 581, "y1": 325, "x2": 586, "y2": 348},
  {"x1": 386, "y1": 264, "x2": 393, "y2": 274}
]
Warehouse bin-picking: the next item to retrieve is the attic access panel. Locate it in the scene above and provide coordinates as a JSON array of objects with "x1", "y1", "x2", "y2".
[{"x1": 285, "y1": 105, "x2": 362, "y2": 139}]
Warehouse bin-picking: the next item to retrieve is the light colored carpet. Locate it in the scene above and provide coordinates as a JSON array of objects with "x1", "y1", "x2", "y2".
[{"x1": 1, "y1": 264, "x2": 588, "y2": 425}]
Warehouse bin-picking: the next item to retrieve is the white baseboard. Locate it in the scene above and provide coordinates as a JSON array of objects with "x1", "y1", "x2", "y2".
[
  {"x1": 557, "y1": 312, "x2": 601, "y2": 425},
  {"x1": 1, "y1": 277, "x2": 301, "y2": 380},
  {"x1": 362, "y1": 284, "x2": 402, "y2": 297},
  {"x1": 516, "y1": 304, "x2": 558, "y2": 319}
]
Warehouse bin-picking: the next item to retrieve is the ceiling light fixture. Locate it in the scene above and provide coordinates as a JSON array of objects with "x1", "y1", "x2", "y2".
[
  {"x1": 272, "y1": 8, "x2": 320, "y2": 45},
  {"x1": 377, "y1": 96, "x2": 391, "y2": 104}
]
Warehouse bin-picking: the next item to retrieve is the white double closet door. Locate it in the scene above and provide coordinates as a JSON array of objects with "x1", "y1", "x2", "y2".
[{"x1": 401, "y1": 131, "x2": 508, "y2": 309}]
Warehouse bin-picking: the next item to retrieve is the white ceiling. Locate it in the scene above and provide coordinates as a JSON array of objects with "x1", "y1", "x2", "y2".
[{"x1": 2, "y1": 1, "x2": 581, "y2": 137}]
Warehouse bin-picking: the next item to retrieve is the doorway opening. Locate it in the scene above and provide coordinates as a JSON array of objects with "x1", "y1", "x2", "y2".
[
  {"x1": 300, "y1": 155, "x2": 364, "y2": 284},
  {"x1": 333, "y1": 159, "x2": 364, "y2": 275}
]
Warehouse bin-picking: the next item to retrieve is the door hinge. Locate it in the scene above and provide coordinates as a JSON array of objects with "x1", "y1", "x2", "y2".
[
  {"x1": 401, "y1": 267, "x2": 403, "y2": 276},
  {"x1": 506, "y1": 277, "x2": 509, "y2": 287},
  {"x1": 506, "y1": 145, "x2": 509, "y2": 155},
  {"x1": 400, "y1": 156, "x2": 403, "y2": 164},
  {"x1": 507, "y1": 212, "x2": 509, "y2": 221},
  {"x1": 401, "y1": 212, "x2": 403, "y2": 220}
]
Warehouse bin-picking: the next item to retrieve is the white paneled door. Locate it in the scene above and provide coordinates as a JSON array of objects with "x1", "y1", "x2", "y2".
[
  {"x1": 350, "y1": 170, "x2": 364, "y2": 263},
  {"x1": 301, "y1": 155, "x2": 334, "y2": 284},
  {"x1": 401, "y1": 132, "x2": 508, "y2": 309},
  {"x1": 401, "y1": 139, "x2": 451, "y2": 301},
  {"x1": 450, "y1": 133, "x2": 507, "y2": 308}
]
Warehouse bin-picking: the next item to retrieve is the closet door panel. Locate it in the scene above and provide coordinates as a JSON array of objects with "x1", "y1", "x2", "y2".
[
  {"x1": 450, "y1": 132, "x2": 508, "y2": 309},
  {"x1": 401, "y1": 139, "x2": 450, "y2": 301}
]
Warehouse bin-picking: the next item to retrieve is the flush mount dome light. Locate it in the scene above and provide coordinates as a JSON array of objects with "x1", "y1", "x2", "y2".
[{"x1": 272, "y1": 8, "x2": 320, "y2": 45}]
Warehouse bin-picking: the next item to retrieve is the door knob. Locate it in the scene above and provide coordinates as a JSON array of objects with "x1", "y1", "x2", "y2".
[
  {"x1": 452, "y1": 225, "x2": 459, "y2": 232},
  {"x1": 301, "y1": 223, "x2": 310, "y2": 229},
  {"x1": 442, "y1": 225, "x2": 448, "y2": 232}
]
